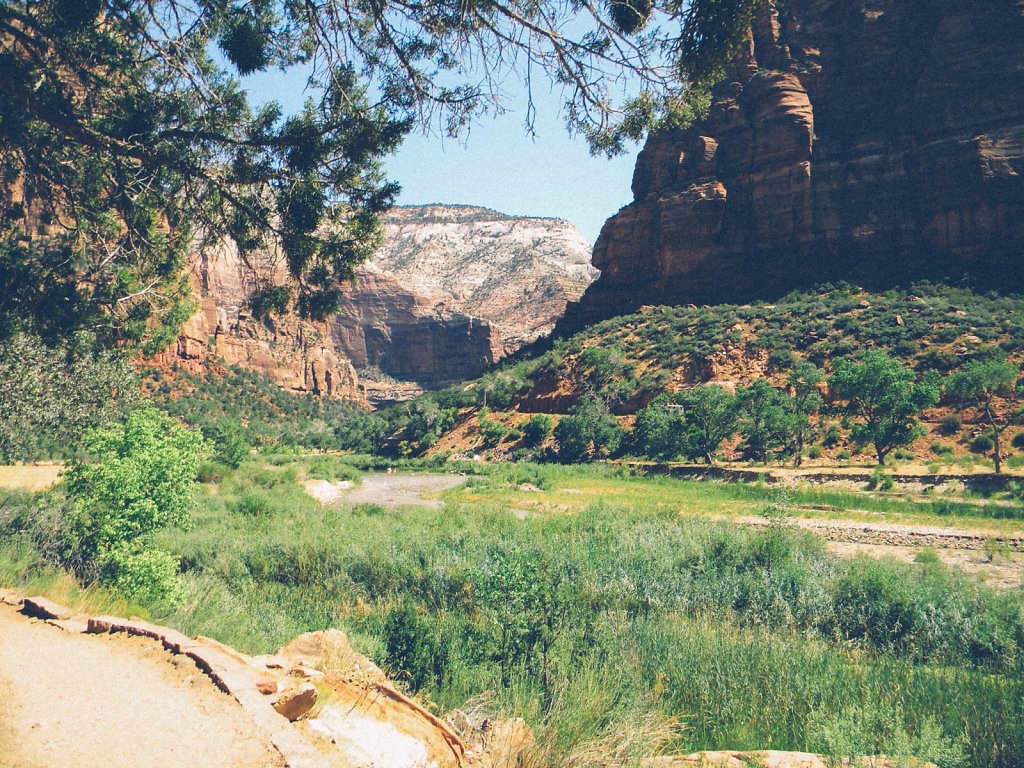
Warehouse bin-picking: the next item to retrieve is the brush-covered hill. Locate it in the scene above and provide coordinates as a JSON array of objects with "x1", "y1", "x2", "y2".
[{"x1": 384, "y1": 283, "x2": 1024, "y2": 465}]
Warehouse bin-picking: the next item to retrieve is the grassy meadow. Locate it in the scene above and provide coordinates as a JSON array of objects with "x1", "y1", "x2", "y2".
[{"x1": 3, "y1": 457, "x2": 1022, "y2": 768}]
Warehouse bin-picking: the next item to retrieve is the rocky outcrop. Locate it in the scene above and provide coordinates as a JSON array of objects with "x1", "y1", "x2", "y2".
[
  {"x1": 371, "y1": 205, "x2": 596, "y2": 351},
  {"x1": 563, "y1": 0, "x2": 1024, "y2": 329},
  {"x1": 1, "y1": 590, "x2": 537, "y2": 768},
  {"x1": 154, "y1": 240, "x2": 361, "y2": 401},
  {"x1": 162, "y1": 205, "x2": 594, "y2": 404},
  {"x1": 333, "y1": 267, "x2": 503, "y2": 393}
]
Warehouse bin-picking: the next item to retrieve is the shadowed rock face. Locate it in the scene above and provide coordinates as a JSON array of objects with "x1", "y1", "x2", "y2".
[
  {"x1": 332, "y1": 268, "x2": 504, "y2": 390},
  {"x1": 160, "y1": 205, "x2": 594, "y2": 404},
  {"x1": 563, "y1": 0, "x2": 1024, "y2": 330},
  {"x1": 332, "y1": 205, "x2": 596, "y2": 396}
]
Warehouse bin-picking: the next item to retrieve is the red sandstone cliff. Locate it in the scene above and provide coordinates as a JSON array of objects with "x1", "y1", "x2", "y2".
[
  {"x1": 153, "y1": 241, "x2": 361, "y2": 401},
  {"x1": 563, "y1": 0, "x2": 1024, "y2": 329},
  {"x1": 160, "y1": 205, "x2": 594, "y2": 402}
]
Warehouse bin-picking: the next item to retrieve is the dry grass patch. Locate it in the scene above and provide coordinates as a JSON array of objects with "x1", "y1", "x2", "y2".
[{"x1": 0, "y1": 464, "x2": 63, "y2": 491}]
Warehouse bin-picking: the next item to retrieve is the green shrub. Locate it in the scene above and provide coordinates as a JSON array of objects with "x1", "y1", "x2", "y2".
[
  {"x1": 63, "y1": 403, "x2": 205, "y2": 603},
  {"x1": 228, "y1": 491, "x2": 273, "y2": 517},
  {"x1": 914, "y1": 548, "x2": 941, "y2": 565},
  {"x1": 869, "y1": 467, "x2": 895, "y2": 491},
  {"x1": 196, "y1": 460, "x2": 229, "y2": 484},
  {"x1": 521, "y1": 415, "x2": 554, "y2": 447},
  {"x1": 1012, "y1": 432, "x2": 1024, "y2": 450},
  {"x1": 940, "y1": 413, "x2": 963, "y2": 435},
  {"x1": 970, "y1": 433, "x2": 995, "y2": 454}
]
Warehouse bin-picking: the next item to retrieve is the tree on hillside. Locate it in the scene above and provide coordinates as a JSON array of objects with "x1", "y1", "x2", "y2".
[
  {"x1": 675, "y1": 384, "x2": 737, "y2": 465},
  {"x1": 735, "y1": 379, "x2": 794, "y2": 464},
  {"x1": 1, "y1": 0, "x2": 760, "y2": 350},
  {"x1": 945, "y1": 358, "x2": 1019, "y2": 474},
  {"x1": 786, "y1": 363, "x2": 824, "y2": 466},
  {"x1": 829, "y1": 351, "x2": 940, "y2": 465},
  {"x1": 632, "y1": 393, "x2": 690, "y2": 460},
  {"x1": 554, "y1": 395, "x2": 623, "y2": 463}
]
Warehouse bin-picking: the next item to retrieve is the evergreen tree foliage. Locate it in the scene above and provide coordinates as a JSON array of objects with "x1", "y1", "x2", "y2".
[{"x1": 1, "y1": 0, "x2": 757, "y2": 348}]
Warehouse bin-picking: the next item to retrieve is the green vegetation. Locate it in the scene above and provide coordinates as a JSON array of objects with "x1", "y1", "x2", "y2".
[
  {"x1": 398, "y1": 285, "x2": 1024, "y2": 469},
  {"x1": 149, "y1": 365, "x2": 382, "y2": 453},
  {"x1": 0, "y1": 333, "x2": 138, "y2": 462},
  {"x1": 553, "y1": 396, "x2": 624, "y2": 462},
  {"x1": 5, "y1": 459, "x2": 1020, "y2": 767},
  {"x1": 830, "y1": 350, "x2": 941, "y2": 465},
  {"x1": 946, "y1": 359, "x2": 1020, "y2": 473}
]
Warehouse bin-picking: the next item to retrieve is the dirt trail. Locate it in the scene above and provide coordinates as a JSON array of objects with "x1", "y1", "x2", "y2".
[
  {"x1": 731, "y1": 515, "x2": 1024, "y2": 588},
  {"x1": 0, "y1": 602, "x2": 284, "y2": 768},
  {"x1": 308, "y1": 472, "x2": 467, "y2": 509}
]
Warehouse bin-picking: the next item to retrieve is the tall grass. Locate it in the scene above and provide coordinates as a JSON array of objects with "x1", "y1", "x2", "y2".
[{"x1": 3, "y1": 462, "x2": 1022, "y2": 767}]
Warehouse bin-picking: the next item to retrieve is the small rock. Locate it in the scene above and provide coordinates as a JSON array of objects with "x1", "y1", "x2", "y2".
[
  {"x1": 256, "y1": 679, "x2": 281, "y2": 695},
  {"x1": 895, "y1": 315, "x2": 904, "y2": 326},
  {"x1": 273, "y1": 685, "x2": 317, "y2": 721},
  {"x1": 858, "y1": 299, "x2": 871, "y2": 308},
  {"x1": 22, "y1": 596, "x2": 71, "y2": 621}
]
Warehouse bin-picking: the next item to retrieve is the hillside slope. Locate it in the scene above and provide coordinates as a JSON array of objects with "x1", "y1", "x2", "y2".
[{"x1": 403, "y1": 284, "x2": 1024, "y2": 463}]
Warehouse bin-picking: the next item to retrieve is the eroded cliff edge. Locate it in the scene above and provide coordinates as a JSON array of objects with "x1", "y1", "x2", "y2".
[{"x1": 562, "y1": 0, "x2": 1024, "y2": 330}]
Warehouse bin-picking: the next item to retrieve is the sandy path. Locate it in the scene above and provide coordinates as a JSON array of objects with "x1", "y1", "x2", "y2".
[
  {"x1": 730, "y1": 514, "x2": 1024, "y2": 588},
  {"x1": 313, "y1": 472, "x2": 467, "y2": 509},
  {"x1": 0, "y1": 603, "x2": 284, "y2": 768}
]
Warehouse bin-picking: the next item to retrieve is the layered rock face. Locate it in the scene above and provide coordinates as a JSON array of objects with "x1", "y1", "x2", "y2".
[
  {"x1": 332, "y1": 267, "x2": 504, "y2": 391},
  {"x1": 331, "y1": 205, "x2": 596, "y2": 398},
  {"x1": 162, "y1": 205, "x2": 594, "y2": 403},
  {"x1": 564, "y1": 0, "x2": 1024, "y2": 329},
  {"x1": 372, "y1": 205, "x2": 597, "y2": 350},
  {"x1": 154, "y1": 241, "x2": 361, "y2": 401}
]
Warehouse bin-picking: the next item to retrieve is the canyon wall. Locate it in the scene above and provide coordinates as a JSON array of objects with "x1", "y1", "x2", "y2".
[
  {"x1": 563, "y1": 0, "x2": 1024, "y2": 330},
  {"x1": 372, "y1": 205, "x2": 597, "y2": 350},
  {"x1": 161, "y1": 205, "x2": 595, "y2": 402},
  {"x1": 153, "y1": 241, "x2": 362, "y2": 401}
]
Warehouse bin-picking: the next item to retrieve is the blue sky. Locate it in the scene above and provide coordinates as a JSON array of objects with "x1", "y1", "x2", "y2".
[{"x1": 244, "y1": 69, "x2": 639, "y2": 243}]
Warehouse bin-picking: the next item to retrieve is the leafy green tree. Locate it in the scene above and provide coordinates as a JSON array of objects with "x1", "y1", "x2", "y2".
[
  {"x1": 207, "y1": 419, "x2": 252, "y2": 469},
  {"x1": 735, "y1": 379, "x2": 794, "y2": 464},
  {"x1": 632, "y1": 394, "x2": 689, "y2": 460},
  {"x1": 63, "y1": 403, "x2": 206, "y2": 603},
  {"x1": 553, "y1": 396, "x2": 623, "y2": 463},
  {"x1": 0, "y1": 333, "x2": 137, "y2": 462},
  {"x1": 830, "y1": 351, "x2": 940, "y2": 465},
  {"x1": 521, "y1": 414, "x2": 554, "y2": 448},
  {"x1": 335, "y1": 411, "x2": 390, "y2": 454},
  {"x1": 786, "y1": 363, "x2": 824, "y2": 466},
  {"x1": 675, "y1": 385, "x2": 737, "y2": 464},
  {"x1": 945, "y1": 359, "x2": 1019, "y2": 474}
]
